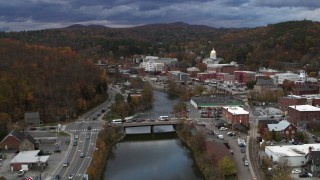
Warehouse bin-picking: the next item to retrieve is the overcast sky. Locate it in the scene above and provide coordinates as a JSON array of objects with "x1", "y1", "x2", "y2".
[{"x1": 1, "y1": 0, "x2": 320, "y2": 31}]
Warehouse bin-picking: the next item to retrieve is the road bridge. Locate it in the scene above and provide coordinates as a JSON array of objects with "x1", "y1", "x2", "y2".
[{"x1": 118, "y1": 120, "x2": 183, "y2": 133}]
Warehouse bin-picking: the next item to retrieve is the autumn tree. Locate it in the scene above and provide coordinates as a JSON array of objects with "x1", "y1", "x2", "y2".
[
  {"x1": 217, "y1": 157, "x2": 237, "y2": 177},
  {"x1": 271, "y1": 157, "x2": 292, "y2": 180},
  {"x1": 0, "y1": 112, "x2": 11, "y2": 140}
]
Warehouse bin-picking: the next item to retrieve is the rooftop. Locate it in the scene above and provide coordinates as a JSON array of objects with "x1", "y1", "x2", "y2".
[
  {"x1": 266, "y1": 144, "x2": 320, "y2": 158},
  {"x1": 191, "y1": 96, "x2": 242, "y2": 105},
  {"x1": 224, "y1": 106, "x2": 249, "y2": 115},
  {"x1": 10, "y1": 150, "x2": 50, "y2": 164},
  {"x1": 289, "y1": 105, "x2": 320, "y2": 112},
  {"x1": 267, "y1": 120, "x2": 291, "y2": 132}
]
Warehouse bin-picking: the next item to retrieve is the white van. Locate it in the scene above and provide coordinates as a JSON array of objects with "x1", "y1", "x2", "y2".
[{"x1": 158, "y1": 116, "x2": 169, "y2": 121}]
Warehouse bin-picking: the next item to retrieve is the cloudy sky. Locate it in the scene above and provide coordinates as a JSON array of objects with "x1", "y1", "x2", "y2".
[{"x1": 1, "y1": 0, "x2": 320, "y2": 31}]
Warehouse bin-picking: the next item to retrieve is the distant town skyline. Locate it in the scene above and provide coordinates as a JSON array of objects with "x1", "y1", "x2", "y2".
[{"x1": 1, "y1": 0, "x2": 320, "y2": 31}]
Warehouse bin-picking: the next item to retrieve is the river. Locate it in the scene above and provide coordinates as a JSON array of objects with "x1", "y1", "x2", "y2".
[{"x1": 103, "y1": 90, "x2": 204, "y2": 180}]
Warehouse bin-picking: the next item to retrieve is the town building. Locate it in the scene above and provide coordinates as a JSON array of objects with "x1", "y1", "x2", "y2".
[
  {"x1": 306, "y1": 151, "x2": 320, "y2": 177},
  {"x1": 207, "y1": 62, "x2": 239, "y2": 74},
  {"x1": 222, "y1": 106, "x2": 249, "y2": 128},
  {"x1": 253, "y1": 78, "x2": 281, "y2": 94},
  {"x1": 272, "y1": 72, "x2": 300, "y2": 85},
  {"x1": 287, "y1": 105, "x2": 320, "y2": 126},
  {"x1": 25, "y1": 112, "x2": 41, "y2": 127},
  {"x1": 234, "y1": 71, "x2": 256, "y2": 84},
  {"x1": 223, "y1": 73, "x2": 235, "y2": 85},
  {"x1": 264, "y1": 144, "x2": 320, "y2": 168},
  {"x1": 266, "y1": 120, "x2": 297, "y2": 139},
  {"x1": 139, "y1": 56, "x2": 177, "y2": 72},
  {"x1": 0, "y1": 129, "x2": 37, "y2": 151},
  {"x1": 278, "y1": 95, "x2": 307, "y2": 112},
  {"x1": 167, "y1": 71, "x2": 190, "y2": 82},
  {"x1": 187, "y1": 67, "x2": 200, "y2": 77},
  {"x1": 10, "y1": 150, "x2": 49, "y2": 171},
  {"x1": 259, "y1": 68, "x2": 279, "y2": 76},
  {"x1": 197, "y1": 72, "x2": 216, "y2": 82},
  {"x1": 202, "y1": 48, "x2": 223, "y2": 65}
]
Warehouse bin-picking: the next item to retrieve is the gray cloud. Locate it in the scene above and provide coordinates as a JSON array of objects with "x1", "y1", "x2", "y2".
[{"x1": 0, "y1": 0, "x2": 320, "y2": 31}]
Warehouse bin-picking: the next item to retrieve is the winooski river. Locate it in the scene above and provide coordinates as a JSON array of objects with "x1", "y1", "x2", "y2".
[{"x1": 103, "y1": 91, "x2": 204, "y2": 180}]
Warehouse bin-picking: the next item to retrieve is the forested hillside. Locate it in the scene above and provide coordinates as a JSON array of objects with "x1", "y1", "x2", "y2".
[
  {"x1": 0, "y1": 39, "x2": 108, "y2": 122},
  {"x1": 1, "y1": 21, "x2": 319, "y2": 71}
]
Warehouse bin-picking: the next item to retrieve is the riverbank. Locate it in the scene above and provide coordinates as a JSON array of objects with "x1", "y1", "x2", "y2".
[
  {"x1": 86, "y1": 126, "x2": 124, "y2": 179},
  {"x1": 176, "y1": 121, "x2": 237, "y2": 180}
]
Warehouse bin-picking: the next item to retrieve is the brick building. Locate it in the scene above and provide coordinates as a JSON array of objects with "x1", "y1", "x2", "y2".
[
  {"x1": 267, "y1": 120, "x2": 297, "y2": 140},
  {"x1": 222, "y1": 106, "x2": 249, "y2": 128},
  {"x1": 287, "y1": 105, "x2": 320, "y2": 126},
  {"x1": 0, "y1": 129, "x2": 37, "y2": 151},
  {"x1": 234, "y1": 71, "x2": 256, "y2": 84},
  {"x1": 278, "y1": 96, "x2": 307, "y2": 112},
  {"x1": 197, "y1": 72, "x2": 216, "y2": 82}
]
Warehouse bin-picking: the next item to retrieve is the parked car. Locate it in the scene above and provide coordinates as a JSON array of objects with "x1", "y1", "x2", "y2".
[
  {"x1": 220, "y1": 127, "x2": 228, "y2": 131},
  {"x1": 241, "y1": 148, "x2": 246, "y2": 153},
  {"x1": 54, "y1": 149, "x2": 61, "y2": 153},
  {"x1": 18, "y1": 170, "x2": 25, "y2": 177},
  {"x1": 292, "y1": 169, "x2": 301, "y2": 174}
]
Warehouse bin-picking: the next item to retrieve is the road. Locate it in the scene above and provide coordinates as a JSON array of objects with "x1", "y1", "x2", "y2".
[{"x1": 55, "y1": 86, "x2": 119, "y2": 179}]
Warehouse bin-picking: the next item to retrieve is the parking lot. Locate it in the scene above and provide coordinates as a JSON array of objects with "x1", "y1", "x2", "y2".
[{"x1": 0, "y1": 132, "x2": 70, "y2": 180}]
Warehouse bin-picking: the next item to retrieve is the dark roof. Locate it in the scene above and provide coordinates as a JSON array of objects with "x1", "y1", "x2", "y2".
[
  {"x1": 9, "y1": 129, "x2": 36, "y2": 145},
  {"x1": 310, "y1": 151, "x2": 320, "y2": 164},
  {"x1": 256, "y1": 79, "x2": 274, "y2": 86},
  {"x1": 191, "y1": 96, "x2": 242, "y2": 104},
  {"x1": 24, "y1": 112, "x2": 40, "y2": 119},
  {"x1": 10, "y1": 129, "x2": 25, "y2": 142},
  {"x1": 234, "y1": 123, "x2": 248, "y2": 131}
]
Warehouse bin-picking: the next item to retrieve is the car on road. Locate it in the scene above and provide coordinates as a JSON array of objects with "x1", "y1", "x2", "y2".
[
  {"x1": 68, "y1": 174, "x2": 75, "y2": 179},
  {"x1": 63, "y1": 161, "x2": 69, "y2": 167},
  {"x1": 75, "y1": 135, "x2": 79, "y2": 139},
  {"x1": 73, "y1": 141, "x2": 78, "y2": 146},
  {"x1": 87, "y1": 126, "x2": 91, "y2": 130},
  {"x1": 241, "y1": 148, "x2": 246, "y2": 153},
  {"x1": 86, "y1": 133, "x2": 90, "y2": 139},
  {"x1": 80, "y1": 152, "x2": 85, "y2": 158},
  {"x1": 53, "y1": 175, "x2": 60, "y2": 180},
  {"x1": 227, "y1": 132, "x2": 235, "y2": 136},
  {"x1": 18, "y1": 170, "x2": 25, "y2": 177}
]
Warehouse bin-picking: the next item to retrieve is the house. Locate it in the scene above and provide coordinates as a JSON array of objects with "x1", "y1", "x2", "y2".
[
  {"x1": 24, "y1": 112, "x2": 41, "y2": 127},
  {"x1": 267, "y1": 120, "x2": 297, "y2": 140},
  {"x1": 0, "y1": 129, "x2": 37, "y2": 151}
]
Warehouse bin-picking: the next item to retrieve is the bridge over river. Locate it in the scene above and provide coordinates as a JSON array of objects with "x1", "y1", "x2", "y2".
[{"x1": 116, "y1": 119, "x2": 183, "y2": 134}]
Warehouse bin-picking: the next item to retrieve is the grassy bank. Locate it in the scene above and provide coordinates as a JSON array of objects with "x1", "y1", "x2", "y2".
[{"x1": 86, "y1": 125, "x2": 124, "y2": 180}]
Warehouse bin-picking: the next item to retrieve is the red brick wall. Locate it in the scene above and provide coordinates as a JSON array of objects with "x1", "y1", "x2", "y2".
[
  {"x1": 0, "y1": 135, "x2": 20, "y2": 150},
  {"x1": 222, "y1": 108, "x2": 249, "y2": 127},
  {"x1": 10, "y1": 163, "x2": 22, "y2": 171},
  {"x1": 288, "y1": 107, "x2": 320, "y2": 125},
  {"x1": 282, "y1": 124, "x2": 297, "y2": 139},
  {"x1": 278, "y1": 97, "x2": 307, "y2": 112},
  {"x1": 223, "y1": 66, "x2": 238, "y2": 74},
  {"x1": 312, "y1": 99, "x2": 320, "y2": 107}
]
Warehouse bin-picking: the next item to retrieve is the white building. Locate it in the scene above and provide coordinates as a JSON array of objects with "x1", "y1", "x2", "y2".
[
  {"x1": 202, "y1": 48, "x2": 223, "y2": 65},
  {"x1": 272, "y1": 72, "x2": 300, "y2": 85},
  {"x1": 10, "y1": 150, "x2": 49, "y2": 171},
  {"x1": 139, "y1": 56, "x2": 177, "y2": 72},
  {"x1": 265, "y1": 144, "x2": 320, "y2": 167}
]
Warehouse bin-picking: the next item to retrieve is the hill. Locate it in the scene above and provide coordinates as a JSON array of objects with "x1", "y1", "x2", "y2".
[
  {"x1": 0, "y1": 39, "x2": 108, "y2": 122},
  {"x1": 0, "y1": 20, "x2": 319, "y2": 71}
]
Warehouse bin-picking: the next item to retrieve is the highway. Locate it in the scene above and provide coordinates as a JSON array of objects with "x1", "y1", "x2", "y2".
[{"x1": 55, "y1": 86, "x2": 119, "y2": 179}]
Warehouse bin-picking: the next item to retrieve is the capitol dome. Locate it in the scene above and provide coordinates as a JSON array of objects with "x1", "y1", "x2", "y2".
[{"x1": 210, "y1": 48, "x2": 216, "y2": 59}]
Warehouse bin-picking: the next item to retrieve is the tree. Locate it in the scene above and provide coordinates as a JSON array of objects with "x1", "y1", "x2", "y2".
[
  {"x1": 0, "y1": 112, "x2": 11, "y2": 140},
  {"x1": 271, "y1": 157, "x2": 292, "y2": 180},
  {"x1": 173, "y1": 101, "x2": 187, "y2": 117},
  {"x1": 217, "y1": 157, "x2": 237, "y2": 177},
  {"x1": 194, "y1": 85, "x2": 205, "y2": 96},
  {"x1": 246, "y1": 80, "x2": 257, "y2": 89}
]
